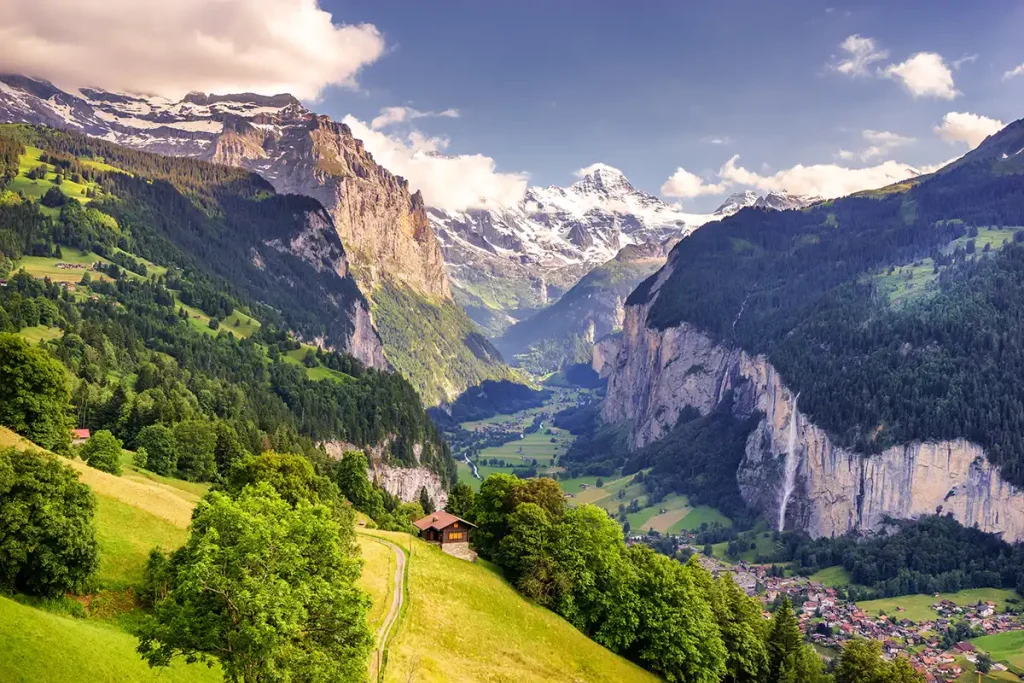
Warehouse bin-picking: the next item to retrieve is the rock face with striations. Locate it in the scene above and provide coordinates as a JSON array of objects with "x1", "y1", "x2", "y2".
[{"x1": 602, "y1": 263, "x2": 1024, "y2": 541}]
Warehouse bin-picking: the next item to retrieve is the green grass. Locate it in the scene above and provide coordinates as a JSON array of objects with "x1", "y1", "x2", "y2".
[
  {"x1": 171, "y1": 292, "x2": 262, "y2": 341},
  {"x1": 0, "y1": 595, "x2": 223, "y2": 683},
  {"x1": 9, "y1": 145, "x2": 105, "y2": 205},
  {"x1": 872, "y1": 227, "x2": 1024, "y2": 306},
  {"x1": 808, "y1": 566, "x2": 853, "y2": 587},
  {"x1": 972, "y1": 630, "x2": 1024, "y2": 670},
  {"x1": 366, "y1": 530, "x2": 658, "y2": 683},
  {"x1": 280, "y1": 344, "x2": 353, "y2": 383},
  {"x1": 474, "y1": 429, "x2": 573, "y2": 468},
  {"x1": 357, "y1": 535, "x2": 396, "y2": 633},
  {"x1": 92, "y1": 495, "x2": 189, "y2": 590},
  {"x1": 857, "y1": 588, "x2": 1018, "y2": 623},
  {"x1": 712, "y1": 532, "x2": 780, "y2": 563},
  {"x1": 626, "y1": 493, "x2": 690, "y2": 533},
  {"x1": 15, "y1": 247, "x2": 112, "y2": 283},
  {"x1": 669, "y1": 505, "x2": 733, "y2": 533},
  {"x1": 16, "y1": 324, "x2": 63, "y2": 343}
]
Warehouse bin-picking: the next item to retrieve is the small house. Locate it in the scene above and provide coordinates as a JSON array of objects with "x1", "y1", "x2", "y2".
[
  {"x1": 413, "y1": 511, "x2": 477, "y2": 562},
  {"x1": 71, "y1": 428, "x2": 91, "y2": 445}
]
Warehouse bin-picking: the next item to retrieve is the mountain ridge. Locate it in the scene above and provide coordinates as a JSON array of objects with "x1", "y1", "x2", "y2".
[{"x1": 0, "y1": 74, "x2": 512, "y2": 405}]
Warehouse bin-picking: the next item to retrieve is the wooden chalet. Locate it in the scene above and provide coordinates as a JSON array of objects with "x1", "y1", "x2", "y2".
[{"x1": 413, "y1": 511, "x2": 475, "y2": 547}]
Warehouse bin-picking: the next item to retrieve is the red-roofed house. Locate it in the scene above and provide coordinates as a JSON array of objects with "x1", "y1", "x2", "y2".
[
  {"x1": 71, "y1": 428, "x2": 91, "y2": 445},
  {"x1": 413, "y1": 511, "x2": 477, "y2": 562}
]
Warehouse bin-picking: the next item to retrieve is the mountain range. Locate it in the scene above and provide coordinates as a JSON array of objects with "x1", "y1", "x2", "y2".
[
  {"x1": 431, "y1": 164, "x2": 819, "y2": 336},
  {"x1": 0, "y1": 74, "x2": 511, "y2": 404},
  {"x1": 0, "y1": 73, "x2": 827, "y2": 392}
]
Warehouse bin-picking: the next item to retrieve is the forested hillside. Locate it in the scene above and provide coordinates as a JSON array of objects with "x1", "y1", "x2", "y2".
[
  {"x1": 0, "y1": 124, "x2": 453, "y2": 484},
  {"x1": 630, "y1": 118, "x2": 1024, "y2": 486}
]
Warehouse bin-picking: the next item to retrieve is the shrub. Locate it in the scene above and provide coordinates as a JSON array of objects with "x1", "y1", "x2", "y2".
[{"x1": 80, "y1": 429, "x2": 123, "y2": 475}]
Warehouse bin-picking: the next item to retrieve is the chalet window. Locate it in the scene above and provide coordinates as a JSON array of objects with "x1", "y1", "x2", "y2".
[{"x1": 448, "y1": 531, "x2": 464, "y2": 541}]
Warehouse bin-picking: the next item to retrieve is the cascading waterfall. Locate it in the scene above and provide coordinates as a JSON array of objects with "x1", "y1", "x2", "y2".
[{"x1": 777, "y1": 394, "x2": 800, "y2": 532}]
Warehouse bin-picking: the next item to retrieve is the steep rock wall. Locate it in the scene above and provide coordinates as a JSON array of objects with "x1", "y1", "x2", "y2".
[
  {"x1": 602, "y1": 266, "x2": 1024, "y2": 540},
  {"x1": 323, "y1": 440, "x2": 448, "y2": 510}
]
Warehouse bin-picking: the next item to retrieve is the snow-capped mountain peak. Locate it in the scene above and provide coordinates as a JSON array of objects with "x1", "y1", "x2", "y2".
[{"x1": 714, "y1": 189, "x2": 821, "y2": 216}]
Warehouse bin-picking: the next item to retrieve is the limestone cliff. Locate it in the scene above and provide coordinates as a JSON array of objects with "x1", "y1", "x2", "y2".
[
  {"x1": 323, "y1": 440, "x2": 448, "y2": 510},
  {"x1": 603, "y1": 264, "x2": 1024, "y2": 541},
  {"x1": 257, "y1": 116, "x2": 451, "y2": 300}
]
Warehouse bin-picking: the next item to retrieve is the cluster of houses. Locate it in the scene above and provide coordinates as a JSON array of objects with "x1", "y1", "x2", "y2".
[
  {"x1": 53, "y1": 261, "x2": 99, "y2": 270},
  {"x1": 676, "y1": 549, "x2": 1024, "y2": 681}
]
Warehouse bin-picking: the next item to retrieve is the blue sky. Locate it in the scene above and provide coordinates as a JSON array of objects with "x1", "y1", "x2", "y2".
[
  {"x1": 4, "y1": 0, "x2": 1021, "y2": 212},
  {"x1": 314, "y1": 0, "x2": 1024, "y2": 211}
]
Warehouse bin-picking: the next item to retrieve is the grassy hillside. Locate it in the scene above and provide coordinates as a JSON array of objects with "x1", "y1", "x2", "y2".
[
  {"x1": 2, "y1": 428, "x2": 650, "y2": 682},
  {"x1": 0, "y1": 595, "x2": 222, "y2": 683},
  {"x1": 0, "y1": 427, "x2": 219, "y2": 681},
  {"x1": 365, "y1": 530, "x2": 658, "y2": 683}
]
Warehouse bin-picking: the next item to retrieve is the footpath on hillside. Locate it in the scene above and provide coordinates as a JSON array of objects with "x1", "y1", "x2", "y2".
[{"x1": 364, "y1": 536, "x2": 407, "y2": 682}]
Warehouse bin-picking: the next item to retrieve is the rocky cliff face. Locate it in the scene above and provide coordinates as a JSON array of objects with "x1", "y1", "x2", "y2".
[
  {"x1": 323, "y1": 440, "x2": 448, "y2": 510},
  {"x1": 603, "y1": 264, "x2": 1024, "y2": 541},
  {"x1": 265, "y1": 116, "x2": 451, "y2": 300},
  {"x1": 262, "y1": 206, "x2": 386, "y2": 368}
]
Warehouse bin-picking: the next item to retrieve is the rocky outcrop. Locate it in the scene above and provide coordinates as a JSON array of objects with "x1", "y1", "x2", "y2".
[
  {"x1": 602, "y1": 264, "x2": 1024, "y2": 541},
  {"x1": 591, "y1": 333, "x2": 621, "y2": 379},
  {"x1": 323, "y1": 440, "x2": 448, "y2": 510},
  {"x1": 266, "y1": 116, "x2": 451, "y2": 300}
]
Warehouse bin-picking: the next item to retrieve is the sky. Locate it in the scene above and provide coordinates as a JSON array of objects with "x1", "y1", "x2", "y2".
[{"x1": 1, "y1": 0, "x2": 1022, "y2": 212}]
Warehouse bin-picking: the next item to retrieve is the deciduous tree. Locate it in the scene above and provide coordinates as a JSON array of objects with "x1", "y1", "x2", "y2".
[
  {"x1": 0, "y1": 333, "x2": 72, "y2": 451},
  {"x1": 137, "y1": 484, "x2": 371, "y2": 682},
  {"x1": 0, "y1": 447, "x2": 98, "y2": 597},
  {"x1": 80, "y1": 429, "x2": 123, "y2": 475}
]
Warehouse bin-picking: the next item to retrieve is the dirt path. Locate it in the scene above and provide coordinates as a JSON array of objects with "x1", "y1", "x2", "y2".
[{"x1": 365, "y1": 536, "x2": 407, "y2": 682}]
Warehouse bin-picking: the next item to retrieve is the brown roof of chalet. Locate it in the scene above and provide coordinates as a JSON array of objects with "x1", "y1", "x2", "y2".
[{"x1": 413, "y1": 511, "x2": 476, "y2": 531}]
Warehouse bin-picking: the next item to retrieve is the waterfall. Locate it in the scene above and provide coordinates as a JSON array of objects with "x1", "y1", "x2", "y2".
[
  {"x1": 464, "y1": 453, "x2": 481, "y2": 480},
  {"x1": 777, "y1": 394, "x2": 800, "y2": 532}
]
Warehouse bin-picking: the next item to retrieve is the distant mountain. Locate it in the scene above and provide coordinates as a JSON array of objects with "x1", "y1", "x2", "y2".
[
  {"x1": 495, "y1": 239, "x2": 677, "y2": 373},
  {"x1": 430, "y1": 164, "x2": 718, "y2": 335},
  {"x1": 0, "y1": 74, "x2": 513, "y2": 405},
  {"x1": 714, "y1": 190, "x2": 821, "y2": 216}
]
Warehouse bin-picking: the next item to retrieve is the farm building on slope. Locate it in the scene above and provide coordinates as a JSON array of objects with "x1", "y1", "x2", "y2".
[{"x1": 413, "y1": 511, "x2": 478, "y2": 562}]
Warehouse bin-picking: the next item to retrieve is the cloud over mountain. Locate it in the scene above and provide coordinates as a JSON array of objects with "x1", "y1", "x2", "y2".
[
  {"x1": 660, "y1": 167, "x2": 728, "y2": 199},
  {"x1": 344, "y1": 115, "x2": 529, "y2": 212},
  {"x1": 0, "y1": 0, "x2": 385, "y2": 100},
  {"x1": 935, "y1": 112, "x2": 1006, "y2": 148},
  {"x1": 718, "y1": 155, "x2": 920, "y2": 199}
]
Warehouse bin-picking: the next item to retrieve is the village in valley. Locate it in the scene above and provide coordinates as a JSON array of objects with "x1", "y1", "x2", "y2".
[{"x1": 681, "y1": 549, "x2": 1024, "y2": 682}]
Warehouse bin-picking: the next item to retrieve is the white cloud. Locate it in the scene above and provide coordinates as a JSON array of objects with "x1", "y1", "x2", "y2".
[
  {"x1": 574, "y1": 162, "x2": 625, "y2": 178},
  {"x1": 934, "y1": 112, "x2": 1005, "y2": 148},
  {"x1": 370, "y1": 106, "x2": 460, "y2": 130},
  {"x1": 719, "y1": 155, "x2": 922, "y2": 199},
  {"x1": 660, "y1": 167, "x2": 728, "y2": 199},
  {"x1": 882, "y1": 52, "x2": 960, "y2": 99},
  {"x1": 1003, "y1": 64, "x2": 1024, "y2": 80},
  {"x1": 833, "y1": 34, "x2": 888, "y2": 76},
  {"x1": 0, "y1": 0, "x2": 385, "y2": 100},
  {"x1": 952, "y1": 53, "x2": 978, "y2": 70},
  {"x1": 343, "y1": 115, "x2": 528, "y2": 212},
  {"x1": 836, "y1": 130, "x2": 915, "y2": 162}
]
